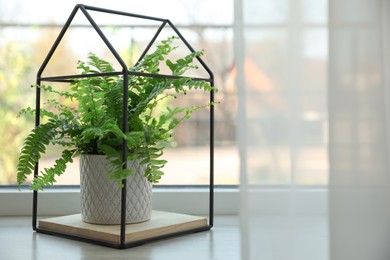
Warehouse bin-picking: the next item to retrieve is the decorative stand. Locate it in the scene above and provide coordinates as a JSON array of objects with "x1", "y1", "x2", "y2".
[{"x1": 32, "y1": 4, "x2": 214, "y2": 249}]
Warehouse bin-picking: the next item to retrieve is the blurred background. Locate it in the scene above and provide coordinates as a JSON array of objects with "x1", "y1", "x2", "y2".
[{"x1": 0, "y1": 0, "x2": 327, "y2": 187}]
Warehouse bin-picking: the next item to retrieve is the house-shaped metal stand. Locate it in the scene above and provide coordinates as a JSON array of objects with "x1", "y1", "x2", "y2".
[{"x1": 32, "y1": 4, "x2": 214, "y2": 249}]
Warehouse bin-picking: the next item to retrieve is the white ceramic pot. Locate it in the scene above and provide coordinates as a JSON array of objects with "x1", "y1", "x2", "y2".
[{"x1": 80, "y1": 154, "x2": 152, "y2": 224}]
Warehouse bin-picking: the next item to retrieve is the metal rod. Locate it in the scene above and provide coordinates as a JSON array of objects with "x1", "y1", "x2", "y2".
[
  {"x1": 40, "y1": 71, "x2": 212, "y2": 83},
  {"x1": 36, "y1": 228, "x2": 122, "y2": 248},
  {"x1": 135, "y1": 20, "x2": 168, "y2": 65},
  {"x1": 167, "y1": 20, "x2": 215, "y2": 228},
  {"x1": 209, "y1": 78, "x2": 215, "y2": 228},
  {"x1": 33, "y1": 4, "x2": 81, "y2": 232},
  {"x1": 82, "y1": 4, "x2": 167, "y2": 22},
  {"x1": 36, "y1": 224, "x2": 211, "y2": 249},
  {"x1": 37, "y1": 5, "x2": 80, "y2": 80},
  {"x1": 32, "y1": 187, "x2": 38, "y2": 231},
  {"x1": 40, "y1": 71, "x2": 123, "y2": 81},
  {"x1": 77, "y1": 5, "x2": 130, "y2": 246},
  {"x1": 78, "y1": 5, "x2": 128, "y2": 71},
  {"x1": 127, "y1": 71, "x2": 212, "y2": 82},
  {"x1": 0, "y1": 22, "x2": 233, "y2": 29},
  {"x1": 166, "y1": 20, "x2": 214, "y2": 80},
  {"x1": 120, "y1": 69, "x2": 129, "y2": 247},
  {"x1": 32, "y1": 73, "x2": 43, "y2": 231}
]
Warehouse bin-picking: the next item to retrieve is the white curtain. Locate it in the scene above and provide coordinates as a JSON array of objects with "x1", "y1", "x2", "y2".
[
  {"x1": 237, "y1": 0, "x2": 390, "y2": 259},
  {"x1": 329, "y1": 0, "x2": 390, "y2": 259},
  {"x1": 237, "y1": 0, "x2": 328, "y2": 259}
]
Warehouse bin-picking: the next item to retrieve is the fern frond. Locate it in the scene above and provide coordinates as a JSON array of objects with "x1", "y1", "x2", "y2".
[
  {"x1": 16, "y1": 37, "x2": 216, "y2": 188},
  {"x1": 17, "y1": 120, "x2": 59, "y2": 187},
  {"x1": 104, "y1": 80, "x2": 124, "y2": 124},
  {"x1": 79, "y1": 118, "x2": 126, "y2": 146},
  {"x1": 30, "y1": 149, "x2": 75, "y2": 190},
  {"x1": 75, "y1": 80, "x2": 105, "y2": 125},
  {"x1": 99, "y1": 145, "x2": 133, "y2": 186},
  {"x1": 39, "y1": 84, "x2": 77, "y2": 99},
  {"x1": 87, "y1": 53, "x2": 115, "y2": 73},
  {"x1": 17, "y1": 106, "x2": 59, "y2": 121},
  {"x1": 137, "y1": 146, "x2": 166, "y2": 183},
  {"x1": 133, "y1": 37, "x2": 176, "y2": 74},
  {"x1": 44, "y1": 99, "x2": 77, "y2": 118},
  {"x1": 125, "y1": 131, "x2": 144, "y2": 149},
  {"x1": 166, "y1": 50, "x2": 204, "y2": 76}
]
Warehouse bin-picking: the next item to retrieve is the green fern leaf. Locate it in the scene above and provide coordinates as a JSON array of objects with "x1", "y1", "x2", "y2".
[
  {"x1": 30, "y1": 149, "x2": 75, "y2": 190},
  {"x1": 17, "y1": 120, "x2": 59, "y2": 187}
]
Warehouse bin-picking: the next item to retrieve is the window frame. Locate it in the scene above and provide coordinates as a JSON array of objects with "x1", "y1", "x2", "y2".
[{"x1": 0, "y1": 185, "x2": 326, "y2": 216}]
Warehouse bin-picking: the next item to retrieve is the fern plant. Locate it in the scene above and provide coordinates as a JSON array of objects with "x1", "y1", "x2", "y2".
[{"x1": 17, "y1": 36, "x2": 215, "y2": 190}]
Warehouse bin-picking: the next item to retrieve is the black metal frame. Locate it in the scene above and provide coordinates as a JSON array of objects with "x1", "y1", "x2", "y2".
[{"x1": 32, "y1": 4, "x2": 214, "y2": 249}]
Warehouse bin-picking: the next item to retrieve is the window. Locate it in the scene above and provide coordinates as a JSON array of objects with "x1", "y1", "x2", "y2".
[
  {"x1": 0, "y1": 0, "x2": 237, "y2": 186},
  {"x1": 0, "y1": 0, "x2": 328, "y2": 188}
]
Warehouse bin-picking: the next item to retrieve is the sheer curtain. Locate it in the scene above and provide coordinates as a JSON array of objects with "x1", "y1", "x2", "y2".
[
  {"x1": 236, "y1": 0, "x2": 328, "y2": 259},
  {"x1": 237, "y1": 0, "x2": 390, "y2": 259},
  {"x1": 329, "y1": 0, "x2": 390, "y2": 259}
]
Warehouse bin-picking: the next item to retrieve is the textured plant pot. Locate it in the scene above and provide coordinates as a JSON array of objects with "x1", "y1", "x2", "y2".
[{"x1": 80, "y1": 154, "x2": 152, "y2": 224}]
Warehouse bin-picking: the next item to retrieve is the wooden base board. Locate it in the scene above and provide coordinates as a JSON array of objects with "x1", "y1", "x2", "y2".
[{"x1": 38, "y1": 211, "x2": 208, "y2": 245}]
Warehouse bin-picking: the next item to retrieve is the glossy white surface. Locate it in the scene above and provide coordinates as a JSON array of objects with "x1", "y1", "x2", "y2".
[
  {"x1": 1, "y1": 214, "x2": 328, "y2": 260},
  {"x1": 0, "y1": 216, "x2": 240, "y2": 260}
]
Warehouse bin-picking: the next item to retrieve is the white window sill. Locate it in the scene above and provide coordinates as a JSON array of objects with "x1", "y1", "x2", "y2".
[{"x1": 0, "y1": 186, "x2": 327, "y2": 216}]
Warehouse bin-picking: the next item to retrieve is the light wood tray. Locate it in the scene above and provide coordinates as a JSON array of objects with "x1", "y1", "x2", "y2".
[{"x1": 39, "y1": 211, "x2": 208, "y2": 245}]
